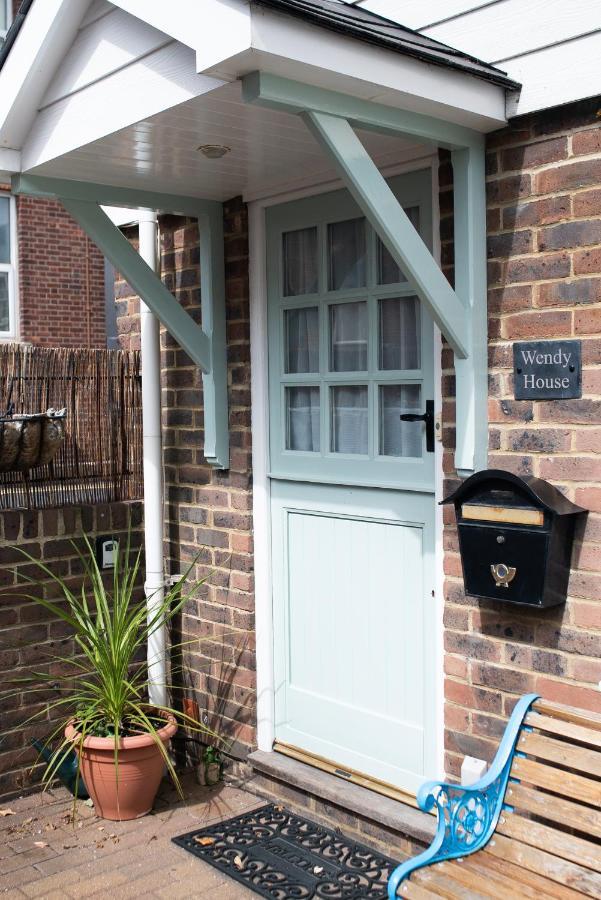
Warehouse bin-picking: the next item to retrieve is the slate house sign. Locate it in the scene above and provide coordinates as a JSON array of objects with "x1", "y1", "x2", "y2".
[{"x1": 513, "y1": 340, "x2": 581, "y2": 400}]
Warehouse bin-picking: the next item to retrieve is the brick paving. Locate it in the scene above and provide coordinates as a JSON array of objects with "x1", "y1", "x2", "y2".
[{"x1": 0, "y1": 776, "x2": 259, "y2": 899}]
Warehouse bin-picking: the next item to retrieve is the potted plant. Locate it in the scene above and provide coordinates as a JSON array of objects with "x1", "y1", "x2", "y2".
[{"x1": 14, "y1": 531, "x2": 217, "y2": 821}]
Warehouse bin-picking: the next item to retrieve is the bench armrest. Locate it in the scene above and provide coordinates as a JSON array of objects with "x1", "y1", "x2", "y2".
[{"x1": 388, "y1": 693, "x2": 539, "y2": 898}]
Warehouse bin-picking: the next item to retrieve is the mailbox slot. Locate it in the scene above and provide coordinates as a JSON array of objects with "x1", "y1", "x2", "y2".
[{"x1": 443, "y1": 469, "x2": 585, "y2": 608}]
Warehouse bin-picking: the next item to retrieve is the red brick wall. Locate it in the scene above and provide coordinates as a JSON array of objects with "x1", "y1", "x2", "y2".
[
  {"x1": 15, "y1": 195, "x2": 106, "y2": 348},
  {"x1": 441, "y1": 97, "x2": 601, "y2": 778},
  {"x1": 0, "y1": 501, "x2": 144, "y2": 798},
  {"x1": 115, "y1": 200, "x2": 256, "y2": 760}
]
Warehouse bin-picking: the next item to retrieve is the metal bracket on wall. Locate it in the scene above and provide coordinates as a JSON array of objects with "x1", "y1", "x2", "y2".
[
  {"x1": 12, "y1": 175, "x2": 229, "y2": 469},
  {"x1": 243, "y1": 71, "x2": 488, "y2": 475}
]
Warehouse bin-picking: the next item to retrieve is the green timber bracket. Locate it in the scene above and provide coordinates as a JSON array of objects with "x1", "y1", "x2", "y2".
[
  {"x1": 12, "y1": 175, "x2": 229, "y2": 469},
  {"x1": 243, "y1": 71, "x2": 488, "y2": 476}
]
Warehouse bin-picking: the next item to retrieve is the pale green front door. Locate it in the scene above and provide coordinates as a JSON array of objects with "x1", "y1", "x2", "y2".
[{"x1": 267, "y1": 170, "x2": 437, "y2": 795}]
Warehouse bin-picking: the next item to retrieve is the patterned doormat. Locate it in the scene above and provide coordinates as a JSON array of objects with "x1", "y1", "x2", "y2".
[{"x1": 173, "y1": 803, "x2": 399, "y2": 899}]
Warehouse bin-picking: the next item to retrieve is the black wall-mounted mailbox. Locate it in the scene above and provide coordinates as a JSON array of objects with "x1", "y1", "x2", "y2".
[{"x1": 442, "y1": 470, "x2": 585, "y2": 608}]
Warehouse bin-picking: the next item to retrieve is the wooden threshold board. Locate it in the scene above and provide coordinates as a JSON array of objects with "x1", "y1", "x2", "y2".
[{"x1": 273, "y1": 741, "x2": 419, "y2": 809}]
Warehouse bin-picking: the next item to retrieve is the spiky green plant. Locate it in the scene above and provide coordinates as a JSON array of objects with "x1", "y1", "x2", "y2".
[{"x1": 10, "y1": 529, "x2": 217, "y2": 799}]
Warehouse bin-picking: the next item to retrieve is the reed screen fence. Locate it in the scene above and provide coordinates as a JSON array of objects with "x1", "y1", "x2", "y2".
[{"x1": 0, "y1": 345, "x2": 143, "y2": 509}]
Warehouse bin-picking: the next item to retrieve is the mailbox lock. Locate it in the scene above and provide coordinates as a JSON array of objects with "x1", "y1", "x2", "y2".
[
  {"x1": 491, "y1": 563, "x2": 517, "y2": 588},
  {"x1": 496, "y1": 535, "x2": 505, "y2": 544}
]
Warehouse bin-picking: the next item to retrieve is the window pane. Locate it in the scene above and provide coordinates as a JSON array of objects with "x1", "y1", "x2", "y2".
[
  {"x1": 377, "y1": 206, "x2": 420, "y2": 285},
  {"x1": 0, "y1": 197, "x2": 10, "y2": 264},
  {"x1": 379, "y1": 385, "x2": 421, "y2": 458},
  {"x1": 0, "y1": 272, "x2": 9, "y2": 332},
  {"x1": 286, "y1": 386, "x2": 320, "y2": 452},
  {"x1": 379, "y1": 297, "x2": 421, "y2": 370},
  {"x1": 285, "y1": 307, "x2": 319, "y2": 373},
  {"x1": 0, "y1": 4, "x2": 6, "y2": 32},
  {"x1": 330, "y1": 301, "x2": 367, "y2": 372},
  {"x1": 331, "y1": 385, "x2": 368, "y2": 455},
  {"x1": 283, "y1": 227, "x2": 318, "y2": 296},
  {"x1": 328, "y1": 218, "x2": 366, "y2": 290}
]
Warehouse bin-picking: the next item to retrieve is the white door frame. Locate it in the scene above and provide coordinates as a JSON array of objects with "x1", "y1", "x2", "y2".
[{"x1": 248, "y1": 152, "x2": 446, "y2": 783}]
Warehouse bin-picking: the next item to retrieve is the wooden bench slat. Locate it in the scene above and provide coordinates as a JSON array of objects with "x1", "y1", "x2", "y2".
[
  {"x1": 434, "y1": 860, "x2": 514, "y2": 899},
  {"x1": 413, "y1": 865, "x2": 493, "y2": 900},
  {"x1": 510, "y1": 756, "x2": 601, "y2": 807},
  {"x1": 517, "y1": 729, "x2": 601, "y2": 777},
  {"x1": 533, "y1": 700, "x2": 601, "y2": 732},
  {"x1": 401, "y1": 880, "x2": 442, "y2": 899},
  {"x1": 484, "y1": 833, "x2": 601, "y2": 897},
  {"x1": 462, "y1": 852, "x2": 586, "y2": 900},
  {"x1": 497, "y1": 810, "x2": 601, "y2": 871},
  {"x1": 505, "y1": 781, "x2": 601, "y2": 839},
  {"x1": 526, "y1": 712, "x2": 601, "y2": 749},
  {"x1": 437, "y1": 853, "x2": 552, "y2": 900}
]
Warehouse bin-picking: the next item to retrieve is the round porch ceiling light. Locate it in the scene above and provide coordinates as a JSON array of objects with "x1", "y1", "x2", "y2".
[{"x1": 197, "y1": 144, "x2": 231, "y2": 159}]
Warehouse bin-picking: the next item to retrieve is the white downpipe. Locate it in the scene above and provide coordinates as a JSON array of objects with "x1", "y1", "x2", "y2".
[{"x1": 138, "y1": 209, "x2": 167, "y2": 709}]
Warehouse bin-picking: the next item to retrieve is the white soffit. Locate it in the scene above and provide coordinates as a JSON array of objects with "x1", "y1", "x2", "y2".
[{"x1": 29, "y1": 81, "x2": 429, "y2": 203}]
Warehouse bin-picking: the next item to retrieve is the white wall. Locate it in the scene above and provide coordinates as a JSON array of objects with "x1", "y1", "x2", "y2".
[{"x1": 353, "y1": 0, "x2": 601, "y2": 118}]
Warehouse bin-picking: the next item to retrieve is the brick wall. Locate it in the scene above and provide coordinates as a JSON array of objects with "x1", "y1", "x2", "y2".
[
  {"x1": 114, "y1": 199, "x2": 256, "y2": 760},
  {"x1": 0, "y1": 501, "x2": 143, "y2": 798},
  {"x1": 441, "y1": 97, "x2": 601, "y2": 778},
  {"x1": 15, "y1": 194, "x2": 106, "y2": 348}
]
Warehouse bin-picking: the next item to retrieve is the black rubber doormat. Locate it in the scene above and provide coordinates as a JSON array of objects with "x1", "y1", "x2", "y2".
[{"x1": 173, "y1": 803, "x2": 399, "y2": 899}]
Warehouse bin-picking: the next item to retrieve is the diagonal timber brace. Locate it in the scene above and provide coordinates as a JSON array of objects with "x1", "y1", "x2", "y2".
[
  {"x1": 243, "y1": 72, "x2": 488, "y2": 474},
  {"x1": 13, "y1": 175, "x2": 229, "y2": 469}
]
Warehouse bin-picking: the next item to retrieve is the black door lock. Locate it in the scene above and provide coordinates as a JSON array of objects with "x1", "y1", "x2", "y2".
[{"x1": 400, "y1": 399, "x2": 434, "y2": 453}]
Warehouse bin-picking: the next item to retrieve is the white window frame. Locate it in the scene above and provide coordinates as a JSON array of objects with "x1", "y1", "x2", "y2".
[
  {"x1": 0, "y1": 0, "x2": 12, "y2": 41},
  {"x1": 0, "y1": 194, "x2": 19, "y2": 340}
]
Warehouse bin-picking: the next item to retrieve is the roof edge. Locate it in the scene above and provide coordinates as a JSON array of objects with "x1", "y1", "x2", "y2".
[{"x1": 252, "y1": 0, "x2": 520, "y2": 91}]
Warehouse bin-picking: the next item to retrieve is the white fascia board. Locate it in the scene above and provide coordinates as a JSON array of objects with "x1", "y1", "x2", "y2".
[
  {"x1": 110, "y1": 0, "x2": 252, "y2": 68},
  {"x1": 21, "y1": 43, "x2": 226, "y2": 171},
  {"x1": 198, "y1": 6, "x2": 507, "y2": 132},
  {"x1": 0, "y1": 0, "x2": 92, "y2": 150},
  {"x1": 0, "y1": 149, "x2": 21, "y2": 180}
]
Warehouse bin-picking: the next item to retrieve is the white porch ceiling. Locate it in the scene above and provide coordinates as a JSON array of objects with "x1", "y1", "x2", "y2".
[{"x1": 28, "y1": 80, "x2": 429, "y2": 203}]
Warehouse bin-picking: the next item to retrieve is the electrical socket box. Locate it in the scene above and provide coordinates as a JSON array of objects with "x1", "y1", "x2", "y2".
[{"x1": 96, "y1": 536, "x2": 119, "y2": 570}]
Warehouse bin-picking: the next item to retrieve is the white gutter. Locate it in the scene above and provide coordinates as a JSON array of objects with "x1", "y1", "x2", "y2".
[{"x1": 138, "y1": 208, "x2": 167, "y2": 709}]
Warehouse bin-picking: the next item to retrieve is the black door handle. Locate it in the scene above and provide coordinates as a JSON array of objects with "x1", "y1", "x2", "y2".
[{"x1": 400, "y1": 399, "x2": 434, "y2": 453}]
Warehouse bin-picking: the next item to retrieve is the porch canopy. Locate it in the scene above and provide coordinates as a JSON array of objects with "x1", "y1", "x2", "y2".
[{"x1": 0, "y1": 0, "x2": 519, "y2": 474}]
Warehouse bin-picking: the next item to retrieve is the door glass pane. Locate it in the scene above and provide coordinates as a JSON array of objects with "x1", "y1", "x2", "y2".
[
  {"x1": 286, "y1": 386, "x2": 320, "y2": 452},
  {"x1": 379, "y1": 384, "x2": 421, "y2": 457},
  {"x1": 331, "y1": 385, "x2": 368, "y2": 455},
  {"x1": 0, "y1": 197, "x2": 10, "y2": 264},
  {"x1": 379, "y1": 297, "x2": 421, "y2": 370},
  {"x1": 285, "y1": 307, "x2": 319, "y2": 373},
  {"x1": 283, "y1": 227, "x2": 318, "y2": 296},
  {"x1": 377, "y1": 206, "x2": 420, "y2": 284},
  {"x1": 328, "y1": 217, "x2": 366, "y2": 290},
  {"x1": 0, "y1": 273, "x2": 9, "y2": 332},
  {"x1": 330, "y1": 301, "x2": 367, "y2": 372}
]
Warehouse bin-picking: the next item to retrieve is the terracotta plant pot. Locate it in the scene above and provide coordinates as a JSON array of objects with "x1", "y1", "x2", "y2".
[{"x1": 65, "y1": 715, "x2": 177, "y2": 821}]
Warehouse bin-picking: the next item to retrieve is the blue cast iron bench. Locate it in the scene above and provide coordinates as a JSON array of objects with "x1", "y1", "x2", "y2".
[{"x1": 389, "y1": 694, "x2": 601, "y2": 898}]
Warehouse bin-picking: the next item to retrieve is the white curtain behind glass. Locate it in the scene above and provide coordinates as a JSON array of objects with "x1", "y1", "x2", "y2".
[
  {"x1": 379, "y1": 297, "x2": 420, "y2": 370},
  {"x1": 328, "y1": 218, "x2": 366, "y2": 290},
  {"x1": 380, "y1": 385, "x2": 421, "y2": 457},
  {"x1": 287, "y1": 386, "x2": 320, "y2": 452},
  {"x1": 283, "y1": 227, "x2": 318, "y2": 296},
  {"x1": 285, "y1": 307, "x2": 319, "y2": 373},
  {"x1": 330, "y1": 302, "x2": 368, "y2": 372},
  {"x1": 331, "y1": 386, "x2": 368, "y2": 454}
]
